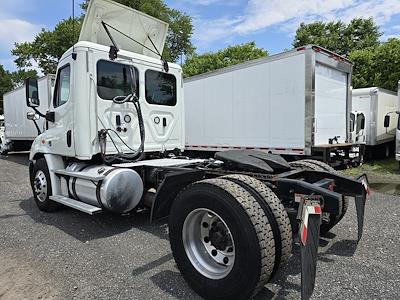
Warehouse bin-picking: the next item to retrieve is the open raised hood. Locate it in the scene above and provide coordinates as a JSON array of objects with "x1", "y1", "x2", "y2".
[{"x1": 79, "y1": 0, "x2": 169, "y2": 59}]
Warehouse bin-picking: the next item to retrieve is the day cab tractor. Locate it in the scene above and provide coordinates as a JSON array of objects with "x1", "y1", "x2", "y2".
[{"x1": 25, "y1": 0, "x2": 369, "y2": 299}]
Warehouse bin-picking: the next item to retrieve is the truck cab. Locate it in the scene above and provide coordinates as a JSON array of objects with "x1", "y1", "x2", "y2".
[
  {"x1": 29, "y1": 41, "x2": 184, "y2": 161},
  {"x1": 27, "y1": 0, "x2": 184, "y2": 163}
]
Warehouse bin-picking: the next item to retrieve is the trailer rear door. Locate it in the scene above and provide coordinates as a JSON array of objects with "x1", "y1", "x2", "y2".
[{"x1": 314, "y1": 63, "x2": 347, "y2": 145}]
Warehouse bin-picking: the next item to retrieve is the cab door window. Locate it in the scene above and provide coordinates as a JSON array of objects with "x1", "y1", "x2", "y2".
[{"x1": 53, "y1": 65, "x2": 71, "y2": 108}]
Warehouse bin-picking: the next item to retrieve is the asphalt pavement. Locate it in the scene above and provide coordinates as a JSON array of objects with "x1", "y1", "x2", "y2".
[{"x1": 0, "y1": 153, "x2": 399, "y2": 299}]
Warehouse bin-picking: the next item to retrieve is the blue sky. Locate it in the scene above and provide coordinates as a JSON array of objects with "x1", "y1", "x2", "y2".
[{"x1": 0, "y1": 0, "x2": 400, "y2": 72}]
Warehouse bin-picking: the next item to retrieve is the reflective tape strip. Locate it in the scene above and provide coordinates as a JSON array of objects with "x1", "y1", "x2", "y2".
[{"x1": 300, "y1": 203, "x2": 321, "y2": 246}]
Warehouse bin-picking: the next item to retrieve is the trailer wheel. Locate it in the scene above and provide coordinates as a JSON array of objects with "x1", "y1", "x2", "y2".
[
  {"x1": 288, "y1": 160, "x2": 325, "y2": 171},
  {"x1": 288, "y1": 159, "x2": 347, "y2": 234},
  {"x1": 30, "y1": 158, "x2": 59, "y2": 212},
  {"x1": 222, "y1": 174, "x2": 292, "y2": 277},
  {"x1": 169, "y1": 178, "x2": 275, "y2": 300},
  {"x1": 300, "y1": 159, "x2": 337, "y2": 174}
]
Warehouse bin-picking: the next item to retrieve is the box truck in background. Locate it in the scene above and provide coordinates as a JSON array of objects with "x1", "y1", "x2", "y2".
[
  {"x1": 184, "y1": 45, "x2": 363, "y2": 166},
  {"x1": 352, "y1": 87, "x2": 398, "y2": 158},
  {"x1": 0, "y1": 75, "x2": 55, "y2": 154}
]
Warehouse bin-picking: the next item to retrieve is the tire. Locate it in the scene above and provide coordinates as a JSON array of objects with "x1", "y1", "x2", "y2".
[
  {"x1": 30, "y1": 158, "x2": 59, "y2": 212},
  {"x1": 222, "y1": 174, "x2": 292, "y2": 278},
  {"x1": 300, "y1": 159, "x2": 337, "y2": 174},
  {"x1": 288, "y1": 159, "x2": 347, "y2": 234},
  {"x1": 288, "y1": 160, "x2": 325, "y2": 171},
  {"x1": 169, "y1": 178, "x2": 275, "y2": 300}
]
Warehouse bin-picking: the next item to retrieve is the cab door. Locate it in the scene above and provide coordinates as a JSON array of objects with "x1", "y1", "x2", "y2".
[
  {"x1": 45, "y1": 57, "x2": 75, "y2": 156},
  {"x1": 140, "y1": 68, "x2": 182, "y2": 151}
]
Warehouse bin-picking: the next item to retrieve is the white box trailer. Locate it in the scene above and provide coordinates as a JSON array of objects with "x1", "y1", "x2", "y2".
[
  {"x1": 352, "y1": 87, "x2": 398, "y2": 157},
  {"x1": 0, "y1": 75, "x2": 55, "y2": 154},
  {"x1": 184, "y1": 45, "x2": 363, "y2": 165}
]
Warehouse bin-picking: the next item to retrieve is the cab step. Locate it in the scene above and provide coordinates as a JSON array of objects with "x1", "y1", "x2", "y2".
[
  {"x1": 53, "y1": 169, "x2": 105, "y2": 182},
  {"x1": 50, "y1": 195, "x2": 102, "y2": 215}
]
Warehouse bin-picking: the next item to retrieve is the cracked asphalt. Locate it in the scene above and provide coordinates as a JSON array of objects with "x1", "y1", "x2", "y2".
[{"x1": 0, "y1": 153, "x2": 399, "y2": 299}]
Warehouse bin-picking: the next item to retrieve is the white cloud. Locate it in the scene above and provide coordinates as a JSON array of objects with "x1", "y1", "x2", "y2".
[
  {"x1": 233, "y1": 0, "x2": 353, "y2": 34},
  {"x1": 0, "y1": 19, "x2": 41, "y2": 52},
  {"x1": 0, "y1": 19, "x2": 42, "y2": 71},
  {"x1": 193, "y1": 16, "x2": 243, "y2": 48},
  {"x1": 194, "y1": 0, "x2": 400, "y2": 48}
]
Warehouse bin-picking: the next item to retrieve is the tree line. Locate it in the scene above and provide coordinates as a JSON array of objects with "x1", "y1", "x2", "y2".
[{"x1": 1, "y1": 0, "x2": 399, "y2": 114}]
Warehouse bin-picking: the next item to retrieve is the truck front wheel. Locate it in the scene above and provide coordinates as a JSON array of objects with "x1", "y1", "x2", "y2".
[
  {"x1": 30, "y1": 158, "x2": 59, "y2": 212},
  {"x1": 169, "y1": 178, "x2": 275, "y2": 300}
]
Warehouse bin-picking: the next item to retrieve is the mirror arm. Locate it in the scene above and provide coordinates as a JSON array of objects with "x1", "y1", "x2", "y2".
[
  {"x1": 33, "y1": 120, "x2": 42, "y2": 135},
  {"x1": 32, "y1": 107, "x2": 46, "y2": 118},
  {"x1": 31, "y1": 107, "x2": 55, "y2": 123}
]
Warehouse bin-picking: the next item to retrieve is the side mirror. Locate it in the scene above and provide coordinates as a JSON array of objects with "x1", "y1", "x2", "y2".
[
  {"x1": 25, "y1": 78, "x2": 40, "y2": 107},
  {"x1": 27, "y1": 111, "x2": 40, "y2": 121},
  {"x1": 350, "y1": 119, "x2": 354, "y2": 132},
  {"x1": 384, "y1": 115, "x2": 390, "y2": 128}
]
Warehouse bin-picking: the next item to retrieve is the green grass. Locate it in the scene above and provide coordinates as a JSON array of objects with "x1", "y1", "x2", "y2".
[{"x1": 341, "y1": 158, "x2": 400, "y2": 177}]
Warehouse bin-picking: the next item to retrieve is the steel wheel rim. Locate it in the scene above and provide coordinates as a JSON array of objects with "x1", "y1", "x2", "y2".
[
  {"x1": 34, "y1": 170, "x2": 47, "y2": 202},
  {"x1": 182, "y1": 208, "x2": 235, "y2": 279}
]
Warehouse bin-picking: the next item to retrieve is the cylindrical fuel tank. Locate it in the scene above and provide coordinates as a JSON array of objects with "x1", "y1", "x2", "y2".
[{"x1": 67, "y1": 164, "x2": 143, "y2": 214}]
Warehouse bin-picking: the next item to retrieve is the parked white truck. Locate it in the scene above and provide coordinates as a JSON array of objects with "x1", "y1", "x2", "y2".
[
  {"x1": 23, "y1": 1, "x2": 369, "y2": 299},
  {"x1": 0, "y1": 75, "x2": 54, "y2": 154},
  {"x1": 352, "y1": 87, "x2": 398, "y2": 158},
  {"x1": 184, "y1": 46, "x2": 364, "y2": 166}
]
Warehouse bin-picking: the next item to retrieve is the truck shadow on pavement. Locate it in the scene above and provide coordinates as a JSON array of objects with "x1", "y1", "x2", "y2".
[
  {"x1": 19, "y1": 197, "x2": 169, "y2": 242},
  {"x1": 136, "y1": 232, "x2": 360, "y2": 300},
  {"x1": 18, "y1": 195, "x2": 360, "y2": 299},
  {"x1": 0, "y1": 152, "x2": 30, "y2": 166}
]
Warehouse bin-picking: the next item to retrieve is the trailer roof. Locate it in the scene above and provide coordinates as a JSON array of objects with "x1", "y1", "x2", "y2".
[
  {"x1": 2, "y1": 75, "x2": 55, "y2": 98},
  {"x1": 352, "y1": 87, "x2": 397, "y2": 97},
  {"x1": 184, "y1": 44, "x2": 352, "y2": 83}
]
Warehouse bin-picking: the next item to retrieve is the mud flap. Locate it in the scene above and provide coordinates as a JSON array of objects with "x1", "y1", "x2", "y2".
[
  {"x1": 298, "y1": 198, "x2": 322, "y2": 300},
  {"x1": 355, "y1": 174, "x2": 369, "y2": 241}
]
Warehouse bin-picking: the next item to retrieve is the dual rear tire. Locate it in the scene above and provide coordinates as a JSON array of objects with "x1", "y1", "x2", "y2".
[{"x1": 169, "y1": 176, "x2": 291, "y2": 300}]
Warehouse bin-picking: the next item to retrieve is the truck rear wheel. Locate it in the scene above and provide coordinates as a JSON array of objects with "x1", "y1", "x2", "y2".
[
  {"x1": 222, "y1": 174, "x2": 292, "y2": 278},
  {"x1": 289, "y1": 159, "x2": 347, "y2": 234},
  {"x1": 30, "y1": 158, "x2": 59, "y2": 212},
  {"x1": 169, "y1": 178, "x2": 275, "y2": 300}
]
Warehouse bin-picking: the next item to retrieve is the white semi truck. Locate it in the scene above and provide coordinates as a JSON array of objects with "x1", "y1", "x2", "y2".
[
  {"x1": 352, "y1": 87, "x2": 398, "y2": 158},
  {"x1": 24, "y1": 1, "x2": 369, "y2": 299},
  {"x1": 0, "y1": 75, "x2": 55, "y2": 154},
  {"x1": 184, "y1": 46, "x2": 364, "y2": 166}
]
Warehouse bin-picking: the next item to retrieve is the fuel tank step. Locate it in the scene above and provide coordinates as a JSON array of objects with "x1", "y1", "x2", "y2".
[
  {"x1": 50, "y1": 195, "x2": 102, "y2": 215},
  {"x1": 53, "y1": 169, "x2": 105, "y2": 182}
]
